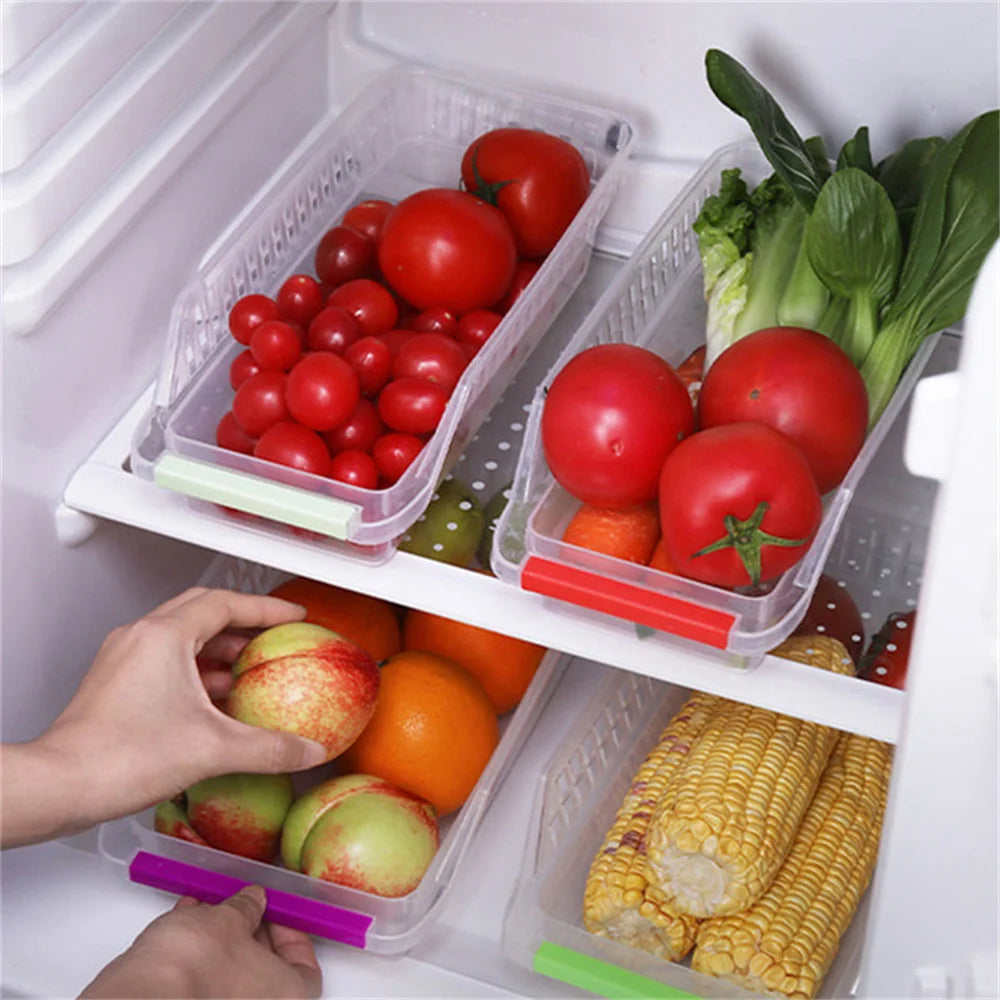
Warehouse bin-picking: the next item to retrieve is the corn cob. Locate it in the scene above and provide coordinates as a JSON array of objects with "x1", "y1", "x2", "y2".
[
  {"x1": 582, "y1": 691, "x2": 721, "y2": 961},
  {"x1": 643, "y1": 636, "x2": 855, "y2": 919},
  {"x1": 692, "y1": 731, "x2": 893, "y2": 999}
]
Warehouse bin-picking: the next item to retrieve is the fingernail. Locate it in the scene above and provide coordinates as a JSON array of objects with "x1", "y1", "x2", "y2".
[{"x1": 301, "y1": 739, "x2": 329, "y2": 768}]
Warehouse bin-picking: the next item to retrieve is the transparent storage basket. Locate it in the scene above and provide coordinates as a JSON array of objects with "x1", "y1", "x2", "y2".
[
  {"x1": 491, "y1": 139, "x2": 939, "y2": 666},
  {"x1": 129, "y1": 65, "x2": 635, "y2": 563},
  {"x1": 98, "y1": 552, "x2": 567, "y2": 955},
  {"x1": 501, "y1": 667, "x2": 875, "y2": 999}
]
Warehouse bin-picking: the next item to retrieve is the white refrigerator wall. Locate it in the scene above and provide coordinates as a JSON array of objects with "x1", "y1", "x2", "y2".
[{"x1": 2, "y1": 2, "x2": 998, "y2": 997}]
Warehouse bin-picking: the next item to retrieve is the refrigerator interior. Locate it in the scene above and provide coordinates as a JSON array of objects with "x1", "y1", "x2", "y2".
[{"x1": 2, "y1": 3, "x2": 997, "y2": 998}]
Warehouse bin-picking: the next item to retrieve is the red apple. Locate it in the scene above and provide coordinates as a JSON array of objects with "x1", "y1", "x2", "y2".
[
  {"x1": 280, "y1": 774, "x2": 439, "y2": 898},
  {"x1": 226, "y1": 622, "x2": 380, "y2": 761},
  {"x1": 183, "y1": 772, "x2": 295, "y2": 862}
]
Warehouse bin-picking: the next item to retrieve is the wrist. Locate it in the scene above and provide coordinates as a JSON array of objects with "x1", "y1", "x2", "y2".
[{"x1": 1, "y1": 734, "x2": 97, "y2": 848}]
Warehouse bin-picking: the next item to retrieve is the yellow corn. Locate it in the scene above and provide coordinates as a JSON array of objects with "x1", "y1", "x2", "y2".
[
  {"x1": 582, "y1": 691, "x2": 721, "y2": 961},
  {"x1": 643, "y1": 636, "x2": 855, "y2": 919},
  {"x1": 692, "y1": 731, "x2": 893, "y2": 999}
]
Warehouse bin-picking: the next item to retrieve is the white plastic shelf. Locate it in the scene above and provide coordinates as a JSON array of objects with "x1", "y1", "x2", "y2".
[{"x1": 61, "y1": 220, "x2": 956, "y2": 745}]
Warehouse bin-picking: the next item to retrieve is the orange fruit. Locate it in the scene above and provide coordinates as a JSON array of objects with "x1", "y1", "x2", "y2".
[
  {"x1": 338, "y1": 650, "x2": 499, "y2": 817},
  {"x1": 561, "y1": 501, "x2": 661, "y2": 565},
  {"x1": 268, "y1": 577, "x2": 401, "y2": 662},
  {"x1": 648, "y1": 537, "x2": 681, "y2": 574},
  {"x1": 402, "y1": 609, "x2": 545, "y2": 715}
]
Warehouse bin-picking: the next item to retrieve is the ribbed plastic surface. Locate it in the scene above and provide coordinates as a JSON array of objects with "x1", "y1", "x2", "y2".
[
  {"x1": 98, "y1": 551, "x2": 567, "y2": 955},
  {"x1": 129, "y1": 65, "x2": 634, "y2": 559},
  {"x1": 501, "y1": 668, "x2": 871, "y2": 999},
  {"x1": 491, "y1": 139, "x2": 940, "y2": 666}
]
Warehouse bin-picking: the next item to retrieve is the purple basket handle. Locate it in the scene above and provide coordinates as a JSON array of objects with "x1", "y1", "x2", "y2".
[{"x1": 129, "y1": 851, "x2": 372, "y2": 948}]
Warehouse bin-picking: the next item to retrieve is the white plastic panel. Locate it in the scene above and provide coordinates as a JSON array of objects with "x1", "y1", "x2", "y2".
[
  {"x1": 348, "y1": 1, "x2": 1000, "y2": 165},
  {"x1": 0, "y1": 2, "x2": 181, "y2": 173},
  {"x1": 1, "y1": 2, "x2": 336, "y2": 337},
  {"x1": 859, "y1": 247, "x2": 999, "y2": 998},
  {"x1": 0, "y1": 0, "x2": 83, "y2": 75},
  {"x1": 1, "y1": 2, "x2": 277, "y2": 265}
]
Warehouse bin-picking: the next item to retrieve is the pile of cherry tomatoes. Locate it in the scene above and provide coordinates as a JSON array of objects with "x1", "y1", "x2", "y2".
[{"x1": 214, "y1": 127, "x2": 591, "y2": 491}]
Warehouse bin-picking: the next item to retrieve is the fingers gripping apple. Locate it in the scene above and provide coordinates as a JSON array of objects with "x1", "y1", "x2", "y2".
[{"x1": 226, "y1": 622, "x2": 380, "y2": 761}]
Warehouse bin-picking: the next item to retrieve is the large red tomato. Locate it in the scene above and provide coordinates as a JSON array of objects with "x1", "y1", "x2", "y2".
[
  {"x1": 461, "y1": 128, "x2": 590, "y2": 258},
  {"x1": 697, "y1": 327, "x2": 868, "y2": 494},
  {"x1": 541, "y1": 343, "x2": 694, "y2": 508},
  {"x1": 378, "y1": 188, "x2": 517, "y2": 313},
  {"x1": 658, "y1": 422, "x2": 822, "y2": 589}
]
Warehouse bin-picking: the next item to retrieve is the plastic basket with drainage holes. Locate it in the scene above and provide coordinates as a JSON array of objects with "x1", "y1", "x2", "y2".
[
  {"x1": 97, "y1": 551, "x2": 568, "y2": 954},
  {"x1": 128, "y1": 66, "x2": 635, "y2": 563},
  {"x1": 490, "y1": 139, "x2": 941, "y2": 667}
]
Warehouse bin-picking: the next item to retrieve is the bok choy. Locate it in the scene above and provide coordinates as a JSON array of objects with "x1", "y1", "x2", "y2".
[{"x1": 694, "y1": 48, "x2": 999, "y2": 425}]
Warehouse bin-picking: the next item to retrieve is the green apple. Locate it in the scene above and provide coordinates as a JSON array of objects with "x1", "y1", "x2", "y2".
[
  {"x1": 398, "y1": 476, "x2": 486, "y2": 567},
  {"x1": 226, "y1": 622, "x2": 380, "y2": 761},
  {"x1": 153, "y1": 798, "x2": 207, "y2": 846},
  {"x1": 184, "y1": 772, "x2": 295, "y2": 863},
  {"x1": 281, "y1": 774, "x2": 439, "y2": 898}
]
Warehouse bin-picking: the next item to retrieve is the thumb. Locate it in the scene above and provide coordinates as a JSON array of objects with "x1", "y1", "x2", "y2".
[
  {"x1": 220, "y1": 717, "x2": 329, "y2": 773},
  {"x1": 220, "y1": 885, "x2": 267, "y2": 933}
]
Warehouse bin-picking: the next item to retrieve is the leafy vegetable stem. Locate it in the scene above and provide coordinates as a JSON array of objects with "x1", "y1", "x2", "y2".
[{"x1": 859, "y1": 308, "x2": 922, "y2": 428}]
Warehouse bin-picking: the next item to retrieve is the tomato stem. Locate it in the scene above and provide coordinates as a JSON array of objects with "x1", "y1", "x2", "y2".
[
  {"x1": 465, "y1": 146, "x2": 516, "y2": 206},
  {"x1": 691, "y1": 501, "x2": 809, "y2": 587}
]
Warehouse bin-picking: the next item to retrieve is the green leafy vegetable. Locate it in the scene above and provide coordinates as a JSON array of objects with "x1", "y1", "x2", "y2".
[
  {"x1": 705, "y1": 49, "x2": 827, "y2": 211},
  {"x1": 697, "y1": 48, "x2": 998, "y2": 425},
  {"x1": 805, "y1": 167, "x2": 903, "y2": 364},
  {"x1": 861, "y1": 110, "x2": 999, "y2": 424}
]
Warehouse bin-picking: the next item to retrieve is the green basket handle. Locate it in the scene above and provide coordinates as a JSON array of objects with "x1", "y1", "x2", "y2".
[{"x1": 534, "y1": 942, "x2": 702, "y2": 999}]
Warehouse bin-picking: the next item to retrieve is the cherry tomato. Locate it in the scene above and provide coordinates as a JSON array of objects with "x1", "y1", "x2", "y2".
[
  {"x1": 313, "y1": 225, "x2": 376, "y2": 287},
  {"x1": 249, "y1": 319, "x2": 302, "y2": 371},
  {"x1": 659, "y1": 422, "x2": 822, "y2": 590},
  {"x1": 378, "y1": 188, "x2": 517, "y2": 313},
  {"x1": 392, "y1": 331, "x2": 468, "y2": 394},
  {"x1": 232, "y1": 370, "x2": 289, "y2": 438},
  {"x1": 228, "y1": 294, "x2": 281, "y2": 346},
  {"x1": 457, "y1": 309, "x2": 503, "y2": 355},
  {"x1": 411, "y1": 307, "x2": 459, "y2": 338},
  {"x1": 542, "y1": 343, "x2": 695, "y2": 508},
  {"x1": 327, "y1": 278, "x2": 399, "y2": 338},
  {"x1": 344, "y1": 335, "x2": 394, "y2": 397},
  {"x1": 499, "y1": 260, "x2": 540, "y2": 313},
  {"x1": 306, "y1": 305, "x2": 361, "y2": 355},
  {"x1": 285, "y1": 352, "x2": 360, "y2": 432},
  {"x1": 323, "y1": 397, "x2": 383, "y2": 454},
  {"x1": 461, "y1": 128, "x2": 590, "y2": 258},
  {"x1": 698, "y1": 327, "x2": 869, "y2": 494},
  {"x1": 329, "y1": 449, "x2": 379, "y2": 489},
  {"x1": 215, "y1": 410, "x2": 256, "y2": 455},
  {"x1": 229, "y1": 349, "x2": 261, "y2": 391},
  {"x1": 276, "y1": 274, "x2": 325, "y2": 328},
  {"x1": 372, "y1": 432, "x2": 424, "y2": 485},
  {"x1": 860, "y1": 610, "x2": 915, "y2": 689},
  {"x1": 253, "y1": 421, "x2": 331, "y2": 477},
  {"x1": 377, "y1": 376, "x2": 449, "y2": 435},
  {"x1": 792, "y1": 573, "x2": 865, "y2": 665},
  {"x1": 377, "y1": 329, "x2": 417, "y2": 356},
  {"x1": 342, "y1": 199, "x2": 394, "y2": 244}
]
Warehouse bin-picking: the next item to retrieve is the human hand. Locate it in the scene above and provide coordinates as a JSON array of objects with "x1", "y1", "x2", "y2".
[
  {"x1": 2, "y1": 587, "x2": 328, "y2": 847},
  {"x1": 79, "y1": 885, "x2": 322, "y2": 999}
]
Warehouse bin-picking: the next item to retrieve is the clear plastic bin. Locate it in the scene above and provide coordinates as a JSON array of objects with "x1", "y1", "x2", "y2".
[
  {"x1": 491, "y1": 139, "x2": 939, "y2": 666},
  {"x1": 501, "y1": 667, "x2": 874, "y2": 999},
  {"x1": 98, "y1": 552, "x2": 567, "y2": 954},
  {"x1": 129, "y1": 66, "x2": 635, "y2": 563}
]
